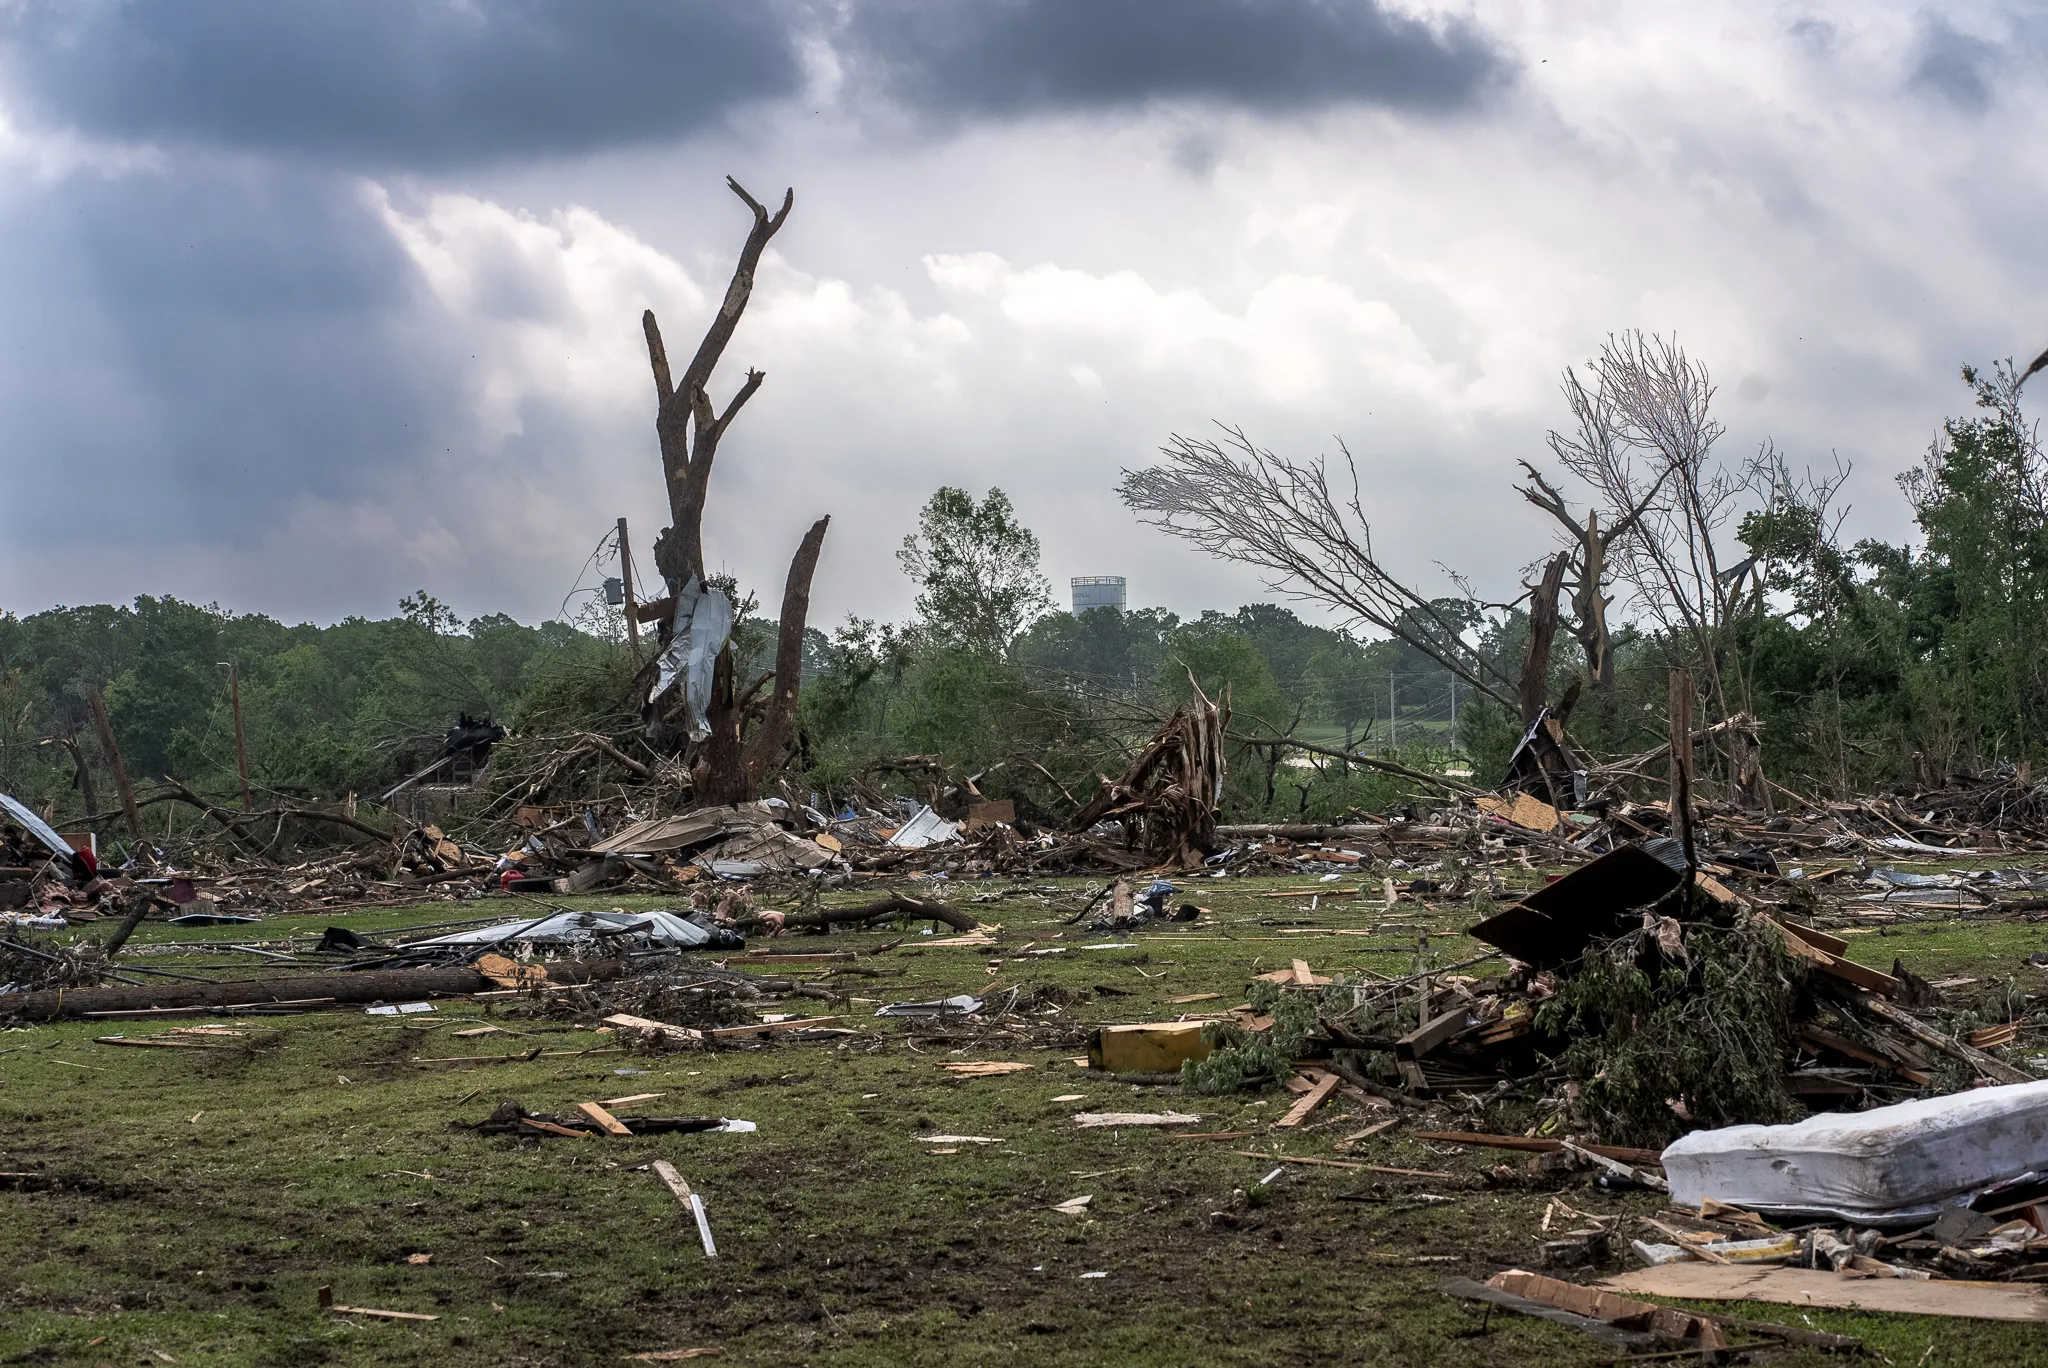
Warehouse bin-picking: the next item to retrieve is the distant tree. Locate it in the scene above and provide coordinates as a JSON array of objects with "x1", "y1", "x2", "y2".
[
  {"x1": 898, "y1": 487, "x2": 1053, "y2": 652},
  {"x1": 1016, "y1": 606, "x2": 1178, "y2": 697}
]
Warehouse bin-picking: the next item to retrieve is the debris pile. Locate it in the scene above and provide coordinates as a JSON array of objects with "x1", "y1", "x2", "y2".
[{"x1": 1184, "y1": 838, "x2": 2044, "y2": 1146}]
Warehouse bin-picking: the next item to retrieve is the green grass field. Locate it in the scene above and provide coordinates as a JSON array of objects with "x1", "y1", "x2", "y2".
[{"x1": 4, "y1": 870, "x2": 2047, "y2": 1365}]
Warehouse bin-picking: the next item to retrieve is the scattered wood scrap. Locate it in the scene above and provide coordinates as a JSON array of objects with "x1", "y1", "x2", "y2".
[{"x1": 1603, "y1": 1264, "x2": 2048, "y2": 1321}]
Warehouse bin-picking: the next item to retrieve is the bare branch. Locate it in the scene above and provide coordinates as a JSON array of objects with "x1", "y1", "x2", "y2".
[{"x1": 1120, "y1": 425, "x2": 1517, "y2": 708}]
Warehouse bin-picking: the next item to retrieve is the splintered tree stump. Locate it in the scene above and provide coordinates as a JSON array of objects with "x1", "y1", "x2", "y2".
[{"x1": 637, "y1": 178, "x2": 829, "y2": 803}]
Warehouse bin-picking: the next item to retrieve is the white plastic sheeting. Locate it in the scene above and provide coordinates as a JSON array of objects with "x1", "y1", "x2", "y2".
[
  {"x1": 1662, "y1": 1079, "x2": 2048, "y2": 1225},
  {"x1": 650, "y1": 577, "x2": 734, "y2": 739},
  {"x1": 886, "y1": 805, "x2": 960, "y2": 848},
  {"x1": 0, "y1": 793, "x2": 73, "y2": 858},
  {"x1": 414, "y1": 908, "x2": 712, "y2": 949}
]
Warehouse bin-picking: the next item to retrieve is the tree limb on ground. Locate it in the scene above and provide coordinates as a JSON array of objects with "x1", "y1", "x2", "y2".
[{"x1": 1225, "y1": 732, "x2": 1485, "y2": 797}]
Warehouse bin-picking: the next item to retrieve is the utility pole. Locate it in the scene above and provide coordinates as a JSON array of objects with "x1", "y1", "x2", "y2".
[
  {"x1": 221, "y1": 661, "x2": 252, "y2": 809},
  {"x1": 1389, "y1": 673, "x2": 1397, "y2": 748},
  {"x1": 617, "y1": 516, "x2": 642, "y2": 663}
]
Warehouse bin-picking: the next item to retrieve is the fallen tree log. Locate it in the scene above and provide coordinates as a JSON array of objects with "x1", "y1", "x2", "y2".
[
  {"x1": 0, "y1": 958, "x2": 634, "y2": 1022},
  {"x1": 749, "y1": 892, "x2": 978, "y2": 934},
  {"x1": 1213, "y1": 822, "x2": 1468, "y2": 842},
  {"x1": 1224, "y1": 734, "x2": 1485, "y2": 797}
]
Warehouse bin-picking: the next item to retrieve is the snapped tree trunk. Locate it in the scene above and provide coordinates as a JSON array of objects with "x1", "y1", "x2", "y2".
[
  {"x1": 638, "y1": 179, "x2": 830, "y2": 802},
  {"x1": 1518, "y1": 553, "x2": 1570, "y2": 726}
]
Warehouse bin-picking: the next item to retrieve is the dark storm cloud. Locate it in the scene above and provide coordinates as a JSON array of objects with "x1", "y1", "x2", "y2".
[
  {"x1": 0, "y1": 168, "x2": 452, "y2": 546},
  {"x1": 1909, "y1": 18, "x2": 1999, "y2": 112},
  {"x1": 0, "y1": 0, "x2": 800, "y2": 167},
  {"x1": 842, "y1": 0, "x2": 1508, "y2": 119}
]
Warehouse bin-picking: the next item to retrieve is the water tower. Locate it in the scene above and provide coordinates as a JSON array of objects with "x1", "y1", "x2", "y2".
[{"x1": 1071, "y1": 575, "x2": 1126, "y2": 614}]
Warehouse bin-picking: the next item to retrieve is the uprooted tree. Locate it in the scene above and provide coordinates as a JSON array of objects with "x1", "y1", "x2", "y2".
[{"x1": 635, "y1": 178, "x2": 830, "y2": 805}]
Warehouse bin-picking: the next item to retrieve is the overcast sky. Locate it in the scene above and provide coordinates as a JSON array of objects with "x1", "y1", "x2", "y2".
[{"x1": 3, "y1": 1, "x2": 2043, "y2": 632}]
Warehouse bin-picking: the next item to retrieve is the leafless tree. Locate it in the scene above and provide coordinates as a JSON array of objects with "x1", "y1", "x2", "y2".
[
  {"x1": 1518, "y1": 361, "x2": 1677, "y2": 715},
  {"x1": 1119, "y1": 425, "x2": 1521, "y2": 712},
  {"x1": 634, "y1": 178, "x2": 830, "y2": 804},
  {"x1": 1532, "y1": 333, "x2": 1753, "y2": 719}
]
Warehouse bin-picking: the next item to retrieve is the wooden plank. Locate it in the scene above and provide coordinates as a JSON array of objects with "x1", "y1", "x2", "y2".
[
  {"x1": 1811, "y1": 952, "x2": 1903, "y2": 999},
  {"x1": 734, "y1": 951, "x2": 856, "y2": 963},
  {"x1": 1273, "y1": 1071, "x2": 1340, "y2": 1128},
  {"x1": 1334, "y1": 1118, "x2": 1399, "y2": 1151},
  {"x1": 1601, "y1": 1264, "x2": 2048, "y2": 1322},
  {"x1": 649, "y1": 1159, "x2": 694, "y2": 1202},
  {"x1": 318, "y1": 1286, "x2": 439, "y2": 1320},
  {"x1": 518, "y1": 1117, "x2": 590, "y2": 1139},
  {"x1": 1411, "y1": 1131, "x2": 1663, "y2": 1165},
  {"x1": 92, "y1": 1036, "x2": 221, "y2": 1050},
  {"x1": 1229, "y1": 1151, "x2": 1452, "y2": 1177},
  {"x1": 1290, "y1": 958, "x2": 1315, "y2": 986},
  {"x1": 1797, "y1": 1025, "x2": 1932, "y2": 1084},
  {"x1": 707, "y1": 1016, "x2": 844, "y2": 1039},
  {"x1": 604, "y1": 1013, "x2": 705, "y2": 1043},
  {"x1": 1474, "y1": 1014, "x2": 1532, "y2": 1046},
  {"x1": 1492, "y1": 1270, "x2": 1722, "y2": 1347},
  {"x1": 410, "y1": 1048, "x2": 622, "y2": 1064},
  {"x1": 1779, "y1": 919, "x2": 1849, "y2": 956},
  {"x1": 1395, "y1": 1009, "x2": 1476, "y2": 1061},
  {"x1": 577, "y1": 1101, "x2": 632, "y2": 1136},
  {"x1": 1163, "y1": 1130, "x2": 1258, "y2": 1142},
  {"x1": 1440, "y1": 1277, "x2": 1653, "y2": 1350}
]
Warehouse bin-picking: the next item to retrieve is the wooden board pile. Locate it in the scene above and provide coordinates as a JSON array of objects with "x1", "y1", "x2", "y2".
[{"x1": 1219, "y1": 841, "x2": 2039, "y2": 1119}]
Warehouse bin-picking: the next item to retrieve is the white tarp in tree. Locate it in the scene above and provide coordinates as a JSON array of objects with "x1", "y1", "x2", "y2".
[{"x1": 651, "y1": 577, "x2": 734, "y2": 739}]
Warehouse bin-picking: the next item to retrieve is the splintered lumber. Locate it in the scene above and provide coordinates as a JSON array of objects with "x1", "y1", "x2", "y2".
[
  {"x1": 520, "y1": 1118, "x2": 591, "y2": 1138},
  {"x1": 577, "y1": 1102, "x2": 633, "y2": 1136},
  {"x1": 0, "y1": 960, "x2": 633, "y2": 1021},
  {"x1": 1412, "y1": 1132, "x2": 1664, "y2": 1165},
  {"x1": 1439, "y1": 1277, "x2": 1654, "y2": 1351},
  {"x1": 93, "y1": 1035, "x2": 223, "y2": 1050},
  {"x1": 1273, "y1": 1071, "x2": 1340, "y2": 1128},
  {"x1": 1768, "y1": 916, "x2": 1903, "y2": 997},
  {"x1": 707, "y1": 1015, "x2": 844, "y2": 1039},
  {"x1": 1488, "y1": 1269, "x2": 1725, "y2": 1347},
  {"x1": 1797, "y1": 1024, "x2": 1932, "y2": 1085},
  {"x1": 317, "y1": 1286, "x2": 438, "y2": 1321},
  {"x1": 605, "y1": 1013, "x2": 705, "y2": 1044},
  {"x1": 1561, "y1": 1140, "x2": 1667, "y2": 1191},
  {"x1": 649, "y1": 1159, "x2": 717, "y2": 1258},
  {"x1": 1602, "y1": 1265, "x2": 2048, "y2": 1321},
  {"x1": 1394, "y1": 1009, "x2": 1477, "y2": 1061},
  {"x1": 1231, "y1": 1151, "x2": 1451, "y2": 1177},
  {"x1": 1853, "y1": 994, "x2": 2030, "y2": 1085}
]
